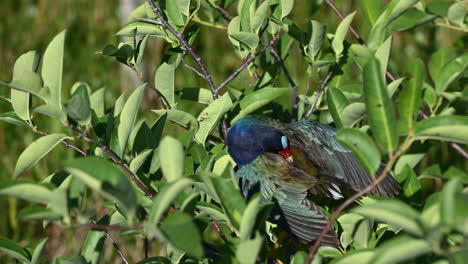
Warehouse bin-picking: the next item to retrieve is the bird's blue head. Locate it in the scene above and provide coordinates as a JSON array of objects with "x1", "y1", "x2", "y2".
[{"x1": 227, "y1": 116, "x2": 291, "y2": 166}]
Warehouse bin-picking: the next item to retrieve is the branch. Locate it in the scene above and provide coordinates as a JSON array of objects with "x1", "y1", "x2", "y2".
[
  {"x1": 181, "y1": 52, "x2": 208, "y2": 80},
  {"x1": 81, "y1": 223, "x2": 143, "y2": 231},
  {"x1": 269, "y1": 48, "x2": 299, "y2": 121},
  {"x1": 35, "y1": 129, "x2": 87, "y2": 156},
  {"x1": 132, "y1": 17, "x2": 163, "y2": 26},
  {"x1": 68, "y1": 124, "x2": 154, "y2": 199},
  {"x1": 145, "y1": 0, "x2": 217, "y2": 98},
  {"x1": 324, "y1": 0, "x2": 396, "y2": 82},
  {"x1": 207, "y1": 0, "x2": 233, "y2": 20},
  {"x1": 304, "y1": 71, "x2": 333, "y2": 119},
  {"x1": 304, "y1": 138, "x2": 413, "y2": 263},
  {"x1": 214, "y1": 33, "x2": 281, "y2": 96},
  {"x1": 105, "y1": 232, "x2": 129, "y2": 264}
]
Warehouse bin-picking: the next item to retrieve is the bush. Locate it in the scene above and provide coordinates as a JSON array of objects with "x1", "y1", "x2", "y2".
[{"x1": 0, "y1": 0, "x2": 467, "y2": 263}]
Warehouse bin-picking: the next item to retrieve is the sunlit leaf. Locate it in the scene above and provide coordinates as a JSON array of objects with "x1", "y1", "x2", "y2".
[
  {"x1": 118, "y1": 84, "x2": 146, "y2": 156},
  {"x1": 195, "y1": 93, "x2": 232, "y2": 144},
  {"x1": 414, "y1": 115, "x2": 468, "y2": 144},
  {"x1": 363, "y1": 57, "x2": 397, "y2": 152},
  {"x1": 41, "y1": 30, "x2": 66, "y2": 107},
  {"x1": 159, "y1": 136, "x2": 184, "y2": 182},
  {"x1": 14, "y1": 134, "x2": 67, "y2": 177}
]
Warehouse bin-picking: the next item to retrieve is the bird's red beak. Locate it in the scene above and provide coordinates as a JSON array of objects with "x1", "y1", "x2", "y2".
[{"x1": 279, "y1": 147, "x2": 291, "y2": 158}]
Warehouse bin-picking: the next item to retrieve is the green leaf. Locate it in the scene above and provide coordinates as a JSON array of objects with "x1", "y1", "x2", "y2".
[
  {"x1": 359, "y1": 0, "x2": 383, "y2": 26},
  {"x1": 336, "y1": 128, "x2": 381, "y2": 175},
  {"x1": 232, "y1": 87, "x2": 288, "y2": 124},
  {"x1": 441, "y1": 178, "x2": 461, "y2": 227},
  {"x1": 280, "y1": 0, "x2": 294, "y2": 19},
  {"x1": 0, "y1": 111, "x2": 29, "y2": 127},
  {"x1": 11, "y1": 51, "x2": 40, "y2": 121},
  {"x1": 116, "y1": 22, "x2": 169, "y2": 39},
  {"x1": 90, "y1": 88, "x2": 106, "y2": 118},
  {"x1": 327, "y1": 87, "x2": 349, "y2": 129},
  {"x1": 0, "y1": 237, "x2": 31, "y2": 263},
  {"x1": 434, "y1": 53, "x2": 468, "y2": 92},
  {"x1": 33, "y1": 104, "x2": 67, "y2": 124},
  {"x1": 65, "y1": 83, "x2": 92, "y2": 125},
  {"x1": 152, "y1": 109, "x2": 198, "y2": 130},
  {"x1": 252, "y1": 0, "x2": 271, "y2": 33},
  {"x1": 81, "y1": 216, "x2": 109, "y2": 264},
  {"x1": 341, "y1": 102, "x2": 366, "y2": 128},
  {"x1": 166, "y1": 0, "x2": 185, "y2": 27},
  {"x1": 399, "y1": 58, "x2": 424, "y2": 132},
  {"x1": 290, "y1": 251, "x2": 308, "y2": 264},
  {"x1": 375, "y1": 36, "x2": 392, "y2": 80},
  {"x1": 236, "y1": 233, "x2": 263, "y2": 264},
  {"x1": 353, "y1": 200, "x2": 423, "y2": 236},
  {"x1": 401, "y1": 165, "x2": 421, "y2": 197},
  {"x1": 370, "y1": 235, "x2": 431, "y2": 264},
  {"x1": 129, "y1": 149, "x2": 153, "y2": 173},
  {"x1": 176, "y1": 0, "x2": 190, "y2": 16},
  {"x1": 414, "y1": 115, "x2": 468, "y2": 144},
  {"x1": 387, "y1": 77, "x2": 404, "y2": 97},
  {"x1": 0, "y1": 180, "x2": 52, "y2": 204},
  {"x1": 390, "y1": 9, "x2": 436, "y2": 31},
  {"x1": 448, "y1": 3, "x2": 466, "y2": 26},
  {"x1": 230, "y1": 32, "x2": 259, "y2": 51},
  {"x1": 240, "y1": 0, "x2": 254, "y2": 32},
  {"x1": 41, "y1": 30, "x2": 66, "y2": 107},
  {"x1": 331, "y1": 11, "x2": 356, "y2": 61},
  {"x1": 135, "y1": 35, "x2": 149, "y2": 73},
  {"x1": 330, "y1": 250, "x2": 375, "y2": 264},
  {"x1": 394, "y1": 153, "x2": 425, "y2": 175},
  {"x1": 195, "y1": 93, "x2": 233, "y2": 144},
  {"x1": 118, "y1": 84, "x2": 146, "y2": 156},
  {"x1": 64, "y1": 157, "x2": 137, "y2": 219},
  {"x1": 180, "y1": 88, "x2": 213, "y2": 104},
  {"x1": 239, "y1": 194, "x2": 261, "y2": 241},
  {"x1": 148, "y1": 178, "x2": 194, "y2": 226},
  {"x1": 31, "y1": 238, "x2": 48, "y2": 264},
  {"x1": 363, "y1": 57, "x2": 397, "y2": 153},
  {"x1": 159, "y1": 136, "x2": 184, "y2": 182},
  {"x1": 14, "y1": 134, "x2": 67, "y2": 177},
  {"x1": 305, "y1": 20, "x2": 326, "y2": 60},
  {"x1": 154, "y1": 62, "x2": 176, "y2": 106},
  {"x1": 426, "y1": 0, "x2": 450, "y2": 17},
  {"x1": 382, "y1": 0, "x2": 419, "y2": 27},
  {"x1": 211, "y1": 177, "x2": 246, "y2": 230},
  {"x1": 160, "y1": 211, "x2": 203, "y2": 258},
  {"x1": 429, "y1": 48, "x2": 455, "y2": 84},
  {"x1": 17, "y1": 206, "x2": 62, "y2": 220}
]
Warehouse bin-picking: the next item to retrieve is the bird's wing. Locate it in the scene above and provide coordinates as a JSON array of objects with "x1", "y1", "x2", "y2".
[
  {"x1": 284, "y1": 120, "x2": 400, "y2": 197},
  {"x1": 276, "y1": 184, "x2": 340, "y2": 247},
  {"x1": 236, "y1": 154, "x2": 339, "y2": 247}
]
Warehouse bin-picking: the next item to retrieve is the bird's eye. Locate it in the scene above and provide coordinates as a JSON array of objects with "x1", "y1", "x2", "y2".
[{"x1": 281, "y1": 136, "x2": 288, "y2": 149}]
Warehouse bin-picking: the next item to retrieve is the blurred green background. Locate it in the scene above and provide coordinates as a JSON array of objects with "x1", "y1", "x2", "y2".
[{"x1": 0, "y1": 0, "x2": 465, "y2": 262}]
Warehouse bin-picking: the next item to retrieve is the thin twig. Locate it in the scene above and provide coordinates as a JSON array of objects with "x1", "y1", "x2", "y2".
[
  {"x1": 304, "y1": 138, "x2": 413, "y2": 263},
  {"x1": 304, "y1": 71, "x2": 333, "y2": 119},
  {"x1": 181, "y1": 52, "x2": 208, "y2": 80},
  {"x1": 132, "y1": 17, "x2": 163, "y2": 26},
  {"x1": 214, "y1": 33, "x2": 281, "y2": 95},
  {"x1": 324, "y1": 0, "x2": 396, "y2": 82},
  {"x1": 146, "y1": 0, "x2": 217, "y2": 98},
  {"x1": 81, "y1": 223, "x2": 143, "y2": 231},
  {"x1": 207, "y1": 0, "x2": 233, "y2": 20},
  {"x1": 210, "y1": 218, "x2": 229, "y2": 244},
  {"x1": 105, "y1": 232, "x2": 129, "y2": 264},
  {"x1": 269, "y1": 48, "x2": 299, "y2": 121},
  {"x1": 68, "y1": 124, "x2": 154, "y2": 199},
  {"x1": 35, "y1": 129, "x2": 87, "y2": 156},
  {"x1": 449, "y1": 143, "x2": 468, "y2": 160}
]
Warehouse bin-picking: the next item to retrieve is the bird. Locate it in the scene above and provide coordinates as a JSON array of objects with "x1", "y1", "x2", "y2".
[{"x1": 226, "y1": 115, "x2": 400, "y2": 247}]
